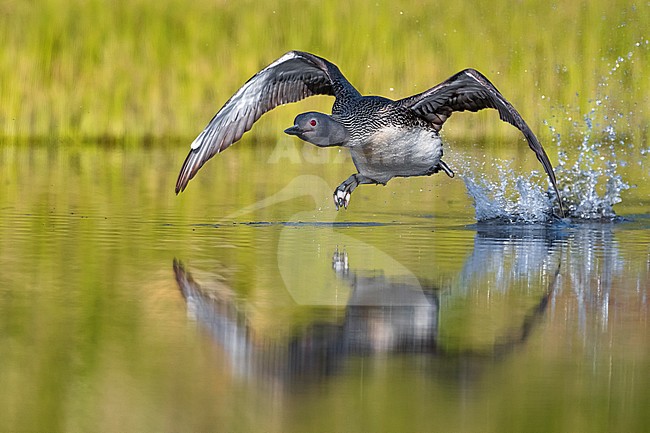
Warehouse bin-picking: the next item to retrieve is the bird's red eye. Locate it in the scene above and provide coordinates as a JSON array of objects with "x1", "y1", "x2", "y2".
[{"x1": 310, "y1": 119, "x2": 317, "y2": 127}]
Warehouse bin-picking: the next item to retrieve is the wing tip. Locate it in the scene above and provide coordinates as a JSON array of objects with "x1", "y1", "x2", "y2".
[
  {"x1": 551, "y1": 182, "x2": 566, "y2": 218},
  {"x1": 175, "y1": 149, "x2": 201, "y2": 195},
  {"x1": 175, "y1": 174, "x2": 188, "y2": 195}
]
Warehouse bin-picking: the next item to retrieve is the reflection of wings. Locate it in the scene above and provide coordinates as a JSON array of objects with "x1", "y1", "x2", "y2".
[
  {"x1": 457, "y1": 224, "x2": 563, "y2": 355},
  {"x1": 175, "y1": 51, "x2": 339, "y2": 193},
  {"x1": 172, "y1": 231, "x2": 562, "y2": 386},
  {"x1": 399, "y1": 69, "x2": 564, "y2": 216}
]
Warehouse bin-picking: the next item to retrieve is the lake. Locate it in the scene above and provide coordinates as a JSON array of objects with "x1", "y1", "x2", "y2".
[{"x1": 1, "y1": 130, "x2": 648, "y2": 432}]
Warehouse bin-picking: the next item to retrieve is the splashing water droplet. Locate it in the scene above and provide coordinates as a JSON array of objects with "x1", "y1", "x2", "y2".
[
  {"x1": 548, "y1": 63, "x2": 636, "y2": 221},
  {"x1": 455, "y1": 158, "x2": 555, "y2": 223},
  {"x1": 456, "y1": 40, "x2": 647, "y2": 223}
]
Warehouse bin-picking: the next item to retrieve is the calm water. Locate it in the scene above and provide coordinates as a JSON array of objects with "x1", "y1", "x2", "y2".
[{"x1": 1, "y1": 136, "x2": 649, "y2": 432}]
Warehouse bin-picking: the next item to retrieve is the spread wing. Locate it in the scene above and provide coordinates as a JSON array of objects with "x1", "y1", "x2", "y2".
[
  {"x1": 399, "y1": 69, "x2": 564, "y2": 216},
  {"x1": 176, "y1": 51, "x2": 338, "y2": 193}
]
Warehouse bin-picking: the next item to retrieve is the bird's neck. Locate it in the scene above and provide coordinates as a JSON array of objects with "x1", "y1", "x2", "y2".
[{"x1": 328, "y1": 65, "x2": 362, "y2": 101}]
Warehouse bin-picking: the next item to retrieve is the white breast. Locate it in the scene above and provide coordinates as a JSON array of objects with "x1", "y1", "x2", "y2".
[{"x1": 349, "y1": 127, "x2": 443, "y2": 184}]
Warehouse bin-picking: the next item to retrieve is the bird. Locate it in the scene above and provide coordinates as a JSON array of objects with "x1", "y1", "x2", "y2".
[{"x1": 175, "y1": 50, "x2": 565, "y2": 217}]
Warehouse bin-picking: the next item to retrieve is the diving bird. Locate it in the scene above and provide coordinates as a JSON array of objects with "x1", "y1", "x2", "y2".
[{"x1": 175, "y1": 51, "x2": 564, "y2": 216}]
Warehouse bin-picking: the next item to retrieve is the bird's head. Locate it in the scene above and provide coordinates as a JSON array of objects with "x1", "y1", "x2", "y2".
[{"x1": 284, "y1": 112, "x2": 349, "y2": 147}]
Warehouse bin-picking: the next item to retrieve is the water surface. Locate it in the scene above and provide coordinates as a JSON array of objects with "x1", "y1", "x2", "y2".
[{"x1": 0, "y1": 139, "x2": 649, "y2": 432}]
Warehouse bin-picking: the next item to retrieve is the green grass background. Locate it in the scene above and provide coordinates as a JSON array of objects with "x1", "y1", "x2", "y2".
[{"x1": 1, "y1": 0, "x2": 648, "y2": 142}]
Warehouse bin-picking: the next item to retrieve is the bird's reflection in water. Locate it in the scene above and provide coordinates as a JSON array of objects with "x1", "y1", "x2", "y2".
[
  {"x1": 173, "y1": 225, "x2": 562, "y2": 387},
  {"x1": 174, "y1": 253, "x2": 438, "y2": 382},
  {"x1": 329, "y1": 248, "x2": 438, "y2": 353}
]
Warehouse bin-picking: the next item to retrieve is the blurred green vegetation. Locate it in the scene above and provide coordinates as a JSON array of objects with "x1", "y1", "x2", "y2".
[{"x1": 0, "y1": 0, "x2": 647, "y2": 142}]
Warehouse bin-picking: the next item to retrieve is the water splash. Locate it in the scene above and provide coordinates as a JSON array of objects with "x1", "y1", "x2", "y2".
[
  {"x1": 459, "y1": 40, "x2": 648, "y2": 223},
  {"x1": 460, "y1": 161, "x2": 555, "y2": 223},
  {"x1": 545, "y1": 41, "x2": 648, "y2": 220},
  {"x1": 550, "y1": 111, "x2": 631, "y2": 220}
]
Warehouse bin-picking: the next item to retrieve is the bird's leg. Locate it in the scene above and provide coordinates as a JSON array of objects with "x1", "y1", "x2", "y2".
[
  {"x1": 333, "y1": 173, "x2": 377, "y2": 210},
  {"x1": 437, "y1": 160, "x2": 455, "y2": 178},
  {"x1": 426, "y1": 159, "x2": 455, "y2": 178}
]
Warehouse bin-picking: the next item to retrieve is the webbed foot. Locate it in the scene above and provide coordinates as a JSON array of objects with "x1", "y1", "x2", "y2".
[
  {"x1": 334, "y1": 187, "x2": 351, "y2": 210},
  {"x1": 333, "y1": 173, "x2": 376, "y2": 210}
]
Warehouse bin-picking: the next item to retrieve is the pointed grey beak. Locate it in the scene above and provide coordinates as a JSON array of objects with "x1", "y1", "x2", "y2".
[{"x1": 284, "y1": 125, "x2": 303, "y2": 136}]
